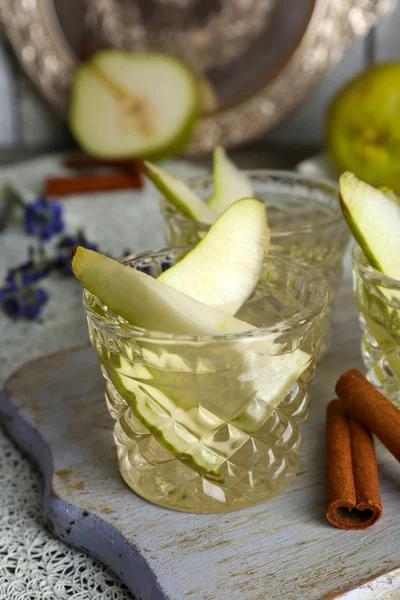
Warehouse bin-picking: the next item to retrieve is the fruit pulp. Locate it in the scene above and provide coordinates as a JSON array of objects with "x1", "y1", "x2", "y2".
[{"x1": 85, "y1": 250, "x2": 326, "y2": 513}]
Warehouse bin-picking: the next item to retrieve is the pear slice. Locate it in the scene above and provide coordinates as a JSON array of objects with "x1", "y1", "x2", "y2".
[
  {"x1": 69, "y1": 51, "x2": 200, "y2": 159},
  {"x1": 158, "y1": 198, "x2": 270, "y2": 315},
  {"x1": 144, "y1": 161, "x2": 217, "y2": 224},
  {"x1": 340, "y1": 174, "x2": 400, "y2": 384},
  {"x1": 339, "y1": 172, "x2": 400, "y2": 278},
  {"x1": 73, "y1": 247, "x2": 310, "y2": 473},
  {"x1": 72, "y1": 247, "x2": 250, "y2": 335},
  {"x1": 207, "y1": 147, "x2": 254, "y2": 214}
]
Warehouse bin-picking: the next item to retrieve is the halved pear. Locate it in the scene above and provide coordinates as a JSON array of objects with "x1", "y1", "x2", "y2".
[
  {"x1": 69, "y1": 50, "x2": 200, "y2": 159},
  {"x1": 158, "y1": 198, "x2": 270, "y2": 315},
  {"x1": 207, "y1": 147, "x2": 254, "y2": 214},
  {"x1": 339, "y1": 172, "x2": 400, "y2": 278},
  {"x1": 144, "y1": 161, "x2": 217, "y2": 224}
]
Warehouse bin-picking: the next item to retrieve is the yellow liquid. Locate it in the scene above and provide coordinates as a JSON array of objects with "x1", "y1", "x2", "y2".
[{"x1": 88, "y1": 268, "x2": 324, "y2": 513}]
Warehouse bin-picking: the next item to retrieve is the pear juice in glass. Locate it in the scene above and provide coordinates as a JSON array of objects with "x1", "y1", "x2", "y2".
[
  {"x1": 84, "y1": 247, "x2": 329, "y2": 513},
  {"x1": 161, "y1": 170, "x2": 349, "y2": 352}
]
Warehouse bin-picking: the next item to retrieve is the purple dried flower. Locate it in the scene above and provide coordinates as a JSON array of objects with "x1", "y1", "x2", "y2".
[
  {"x1": 24, "y1": 197, "x2": 64, "y2": 240},
  {"x1": 0, "y1": 284, "x2": 48, "y2": 320},
  {"x1": 5, "y1": 246, "x2": 52, "y2": 286}
]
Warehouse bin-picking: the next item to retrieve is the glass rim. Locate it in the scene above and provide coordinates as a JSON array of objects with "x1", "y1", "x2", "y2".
[
  {"x1": 83, "y1": 246, "x2": 330, "y2": 342},
  {"x1": 352, "y1": 244, "x2": 400, "y2": 291},
  {"x1": 161, "y1": 169, "x2": 343, "y2": 235}
]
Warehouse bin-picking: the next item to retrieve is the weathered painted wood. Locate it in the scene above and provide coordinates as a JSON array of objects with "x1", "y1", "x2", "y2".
[{"x1": 1, "y1": 277, "x2": 400, "y2": 600}]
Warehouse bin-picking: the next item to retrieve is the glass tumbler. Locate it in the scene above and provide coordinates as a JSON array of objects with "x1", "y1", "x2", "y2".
[
  {"x1": 353, "y1": 244, "x2": 400, "y2": 407},
  {"x1": 84, "y1": 247, "x2": 329, "y2": 513},
  {"x1": 161, "y1": 170, "x2": 349, "y2": 353}
]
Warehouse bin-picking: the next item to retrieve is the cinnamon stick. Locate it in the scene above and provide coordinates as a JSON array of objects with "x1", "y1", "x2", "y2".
[
  {"x1": 63, "y1": 154, "x2": 144, "y2": 177},
  {"x1": 326, "y1": 399, "x2": 382, "y2": 530},
  {"x1": 336, "y1": 369, "x2": 400, "y2": 462},
  {"x1": 45, "y1": 172, "x2": 143, "y2": 197}
]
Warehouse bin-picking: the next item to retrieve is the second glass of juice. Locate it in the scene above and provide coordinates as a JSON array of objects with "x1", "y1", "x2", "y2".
[{"x1": 161, "y1": 170, "x2": 349, "y2": 353}]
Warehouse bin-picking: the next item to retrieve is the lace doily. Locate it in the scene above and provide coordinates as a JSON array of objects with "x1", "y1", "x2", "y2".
[
  {"x1": 0, "y1": 432, "x2": 130, "y2": 600},
  {"x1": 0, "y1": 154, "x2": 204, "y2": 599}
]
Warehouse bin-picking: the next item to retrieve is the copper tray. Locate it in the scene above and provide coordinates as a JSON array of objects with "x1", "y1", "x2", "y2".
[{"x1": 0, "y1": 0, "x2": 394, "y2": 154}]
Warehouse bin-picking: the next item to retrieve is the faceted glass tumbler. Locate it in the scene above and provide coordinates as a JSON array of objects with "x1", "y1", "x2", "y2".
[
  {"x1": 353, "y1": 244, "x2": 400, "y2": 408},
  {"x1": 84, "y1": 247, "x2": 329, "y2": 513},
  {"x1": 161, "y1": 170, "x2": 349, "y2": 353}
]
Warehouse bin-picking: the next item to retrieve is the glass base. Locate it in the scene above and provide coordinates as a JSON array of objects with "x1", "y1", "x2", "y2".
[
  {"x1": 118, "y1": 460, "x2": 299, "y2": 514},
  {"x1": 106, "y1": 378, "x2": 308, "y2": 514}
]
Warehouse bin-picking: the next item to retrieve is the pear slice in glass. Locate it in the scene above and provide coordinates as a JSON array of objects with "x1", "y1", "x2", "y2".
[
  {"x1": 159, "y1": 197, "x2": 270, "y2": 315},
  {"x1": 207, "y1": 147, "x2": 254, "y2": 214},
  {"x1": 145, "y1": 147, "x2": 253, "y2": 223},
  {"x1": 144, "y1": 160, "x2": 217, "y2": 224},
  {"x1": 339, "y1": 171, "x2": 400, "y2": 280},
  {"x1": 72, "y1": 247, "x2": 249, "y2": 335}
]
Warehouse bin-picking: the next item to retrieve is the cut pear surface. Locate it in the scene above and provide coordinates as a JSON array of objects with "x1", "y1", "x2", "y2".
[
  {"x1": 339, "y1": 172, "x2": 400, "y2": 278},
  {"x1": 158, "y1": 198, "x2": 270, "y2": 315},
  {"x1": 379, "y1": 186, "x2": 400, "y2": 206},
  {"x1": 69, "y1": 51, "x2": 200, "y2": 159},
  {"x1": 207, "y1": 147, "x2": 254, "y2": 214},
  {"x1": 72, "y1": 247, "x2": 252, "y2": 335},
  {"x1": 144, "y1": 161, "x2": 217, "y2": 224}
]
